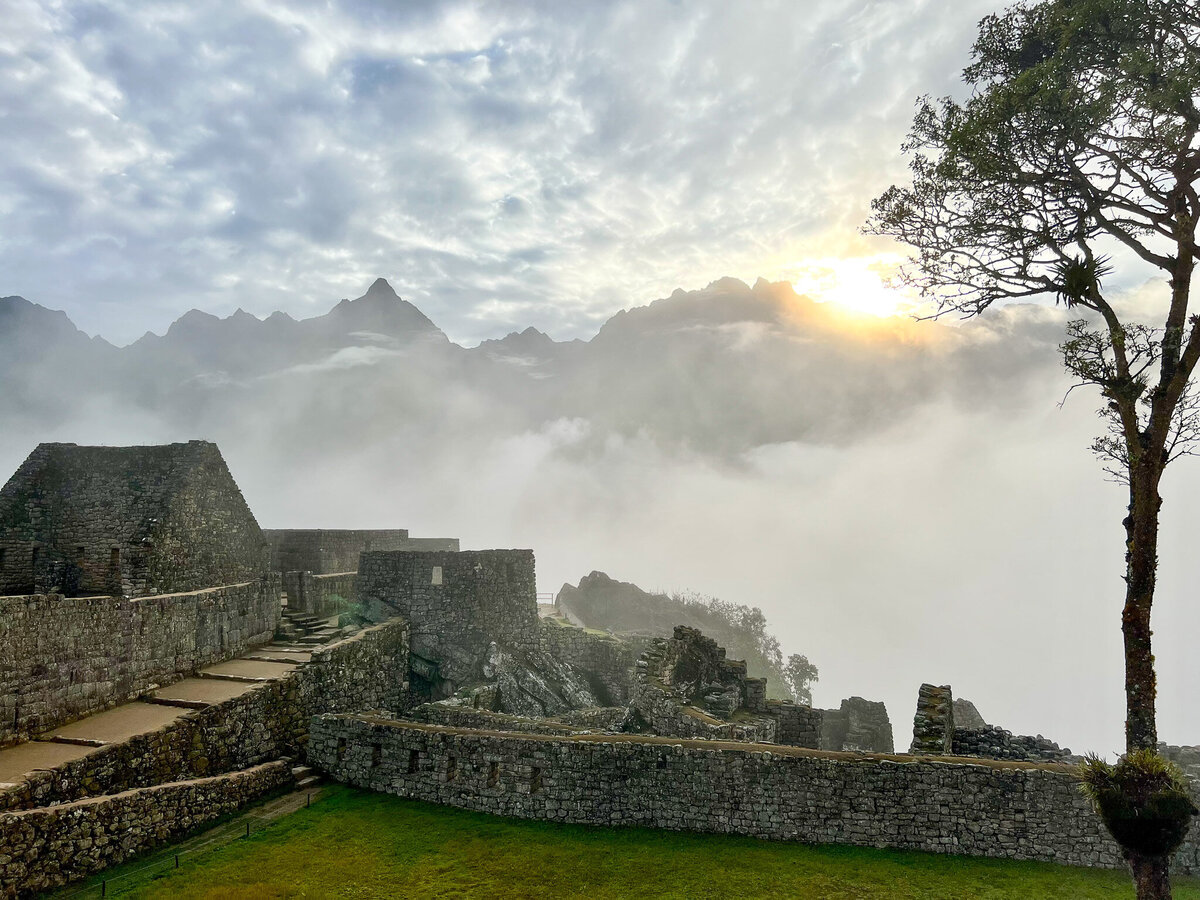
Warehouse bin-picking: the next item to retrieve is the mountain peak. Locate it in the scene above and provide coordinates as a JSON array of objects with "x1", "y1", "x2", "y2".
[{"x1": 366, "y1": 277, "x2": 398, "y2": 299}]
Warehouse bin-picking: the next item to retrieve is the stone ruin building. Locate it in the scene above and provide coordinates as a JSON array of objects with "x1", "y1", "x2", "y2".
[
  {"x1": 0, "y1": 441, "x2": 268, "y2": 598},
  {"x1": 909, "y1": 682, "x2": 1077, "y2": 763},
  {"x1": 2, "y1": 439, "x2": 1199, "y2": 895}
]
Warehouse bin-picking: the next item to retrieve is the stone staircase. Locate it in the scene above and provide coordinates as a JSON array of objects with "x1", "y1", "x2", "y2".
[
  {"x1": 275, "y1": 608, "x2": 340, "y2": 646},
  {"x1": 292, "y1": 763, "x2": 323, "y2": 790}
]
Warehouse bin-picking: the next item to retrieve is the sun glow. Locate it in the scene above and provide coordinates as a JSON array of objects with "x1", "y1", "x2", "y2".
[{"x1": 788, "y1": 256, "x2": 912, "y2": 318}]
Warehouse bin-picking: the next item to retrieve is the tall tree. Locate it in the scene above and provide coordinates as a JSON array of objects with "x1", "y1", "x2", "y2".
[{"x1": 867, "y1": 2, "x2": 1199, "y2": 895}]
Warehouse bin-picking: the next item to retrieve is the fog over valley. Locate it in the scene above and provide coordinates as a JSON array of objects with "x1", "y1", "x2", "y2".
[{"x1": 4, "y1": 276, "x2": 1194, "y2": 757}]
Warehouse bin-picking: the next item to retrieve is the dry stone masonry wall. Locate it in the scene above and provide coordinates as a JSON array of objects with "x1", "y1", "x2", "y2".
[
  {"x1": 0, "y1": 577, "x2": 280, "y2": 746},
  {"x1": 357, "y1": 549, "x2": 538, "y2": 694},
  {"x1": 0, "y1": 761, "x2": 291, "y2": 897},
  {"x1": 0, "y1": 617, "x2": 408, "y2": 812},
  {"x1": 0, "y1": 442, "x2": 268, "y2": 598},
  {"x1": 910, "y1": 683, "x2": 1075, "y2": 763},
  {"x1": 282, "y1": 571, "x2": 358, "y2": 617},
  {"x1": 265, "y1": 529, "x2": 463, "y2": 575},
  {"x1": 309, "y1": 715, "x2": 1200, "y2": 876},
  {"x1": 536, "y1": 618, "x2": 639, "y2": 705}
]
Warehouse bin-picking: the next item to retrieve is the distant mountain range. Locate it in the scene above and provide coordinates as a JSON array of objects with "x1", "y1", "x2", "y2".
[{"x1": 0, "y1": 275, "x2": 1066, "y2": 484}]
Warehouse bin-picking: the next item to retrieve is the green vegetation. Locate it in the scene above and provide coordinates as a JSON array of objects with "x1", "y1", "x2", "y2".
[{"x1": 97, "y1": 786, "x2": 1200, "y2": 899}]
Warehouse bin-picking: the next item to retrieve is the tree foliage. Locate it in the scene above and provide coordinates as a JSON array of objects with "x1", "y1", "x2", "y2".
[{"x1": 868, "y1": 5, "x2": 1199, "y2": 891}]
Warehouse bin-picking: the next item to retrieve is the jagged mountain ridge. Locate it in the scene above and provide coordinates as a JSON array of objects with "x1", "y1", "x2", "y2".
[{"x1": 0, "y1": 276, "x2": 1065, "y2": 466}]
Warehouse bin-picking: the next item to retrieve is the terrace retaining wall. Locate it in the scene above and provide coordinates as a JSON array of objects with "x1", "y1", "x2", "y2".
[{"x1": 309, "y1": 714, "x2": 1200, "y2": 876}]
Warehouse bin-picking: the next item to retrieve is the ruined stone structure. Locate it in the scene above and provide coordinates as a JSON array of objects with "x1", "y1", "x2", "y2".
[
  {"x1": 265, "y1": 529, "x2": 459, "y2": 575},
  {"x1": 628, "y1": 626, "x2": 822, "y2": 747},
  {"x1": 910, "y1": 682, "x2": 1075, "y2": 763},
  {"x1": 310, "y1": 714, "x2": 1200, "y2": 877},
  {"x1": 0, "y1": 441, "x2": 268, "y2": 597},
  {"x1": 357, "y1": 549, "x2": 540, "y2": 696},
  {"x1": 818, "y1": 697, "x2": 894, "y2": 754}
]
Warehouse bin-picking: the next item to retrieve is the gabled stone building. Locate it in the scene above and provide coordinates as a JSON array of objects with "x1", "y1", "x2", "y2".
[{"x1": 0, "y1": 441, "x2": 269, "y2": 598}]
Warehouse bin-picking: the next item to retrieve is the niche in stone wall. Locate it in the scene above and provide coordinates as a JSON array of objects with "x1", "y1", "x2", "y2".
[
  {"x1": 0, "y1": 547, "x2": 6, "y2": 571},
  {"x1": 408, "y1": 749, "x2": 420, "y2": 773},
  {"x1": 446, "y1": 755, "x2": 457, "y2": 782},
  {"x1": 431, "y1": 566, "x2": 443, "y2": 586},
  {"x1": 371, "y1": 743, "x2": 382, "y2": 768},
  {"x1": 487, "y1": 761, "x2": 499, "y2": 787},
  {"x1": 530, "y1": 765, "x2": 543, "y2": 794}
]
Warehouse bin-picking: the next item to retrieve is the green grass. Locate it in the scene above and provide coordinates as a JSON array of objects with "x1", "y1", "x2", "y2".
[{"x1": 99, "y1": 786, "x2": 1200, "y2": 900}]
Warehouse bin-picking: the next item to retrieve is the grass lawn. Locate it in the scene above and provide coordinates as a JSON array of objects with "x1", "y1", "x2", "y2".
[{"x1": 93, "y1": 785, "x2": 1200, "y2": 900}]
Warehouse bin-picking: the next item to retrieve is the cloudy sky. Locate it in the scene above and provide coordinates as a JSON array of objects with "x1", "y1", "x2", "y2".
[{"x1": 3, "y1": 0, "x2": 1005, "y2": 345}]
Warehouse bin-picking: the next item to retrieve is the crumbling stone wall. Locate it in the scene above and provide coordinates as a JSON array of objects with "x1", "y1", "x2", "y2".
[
  {"x1": 910, "y1": 683, "x2": 1073, "y2": 763},
  {"x1": 910, "y1": 683, "x2": 955, "y2": 755},
  {"x1": 265, "y1": 529, "x2": 461, "y2": 574},
  {"x1": 309, "y1": 715, "x2": 1200, "y2": 876},
  {"x1": 952, "y1": 726, "x2": 1075, "y2": 762},
  {"x1": 818, "y1": 697, "x2": 894, "y2": 753},
  {"x1": 0, "y1": 617, "x2": 408, "y2": 811},
  {"x1": 1161, "y1": 744, "x2": 1200, "y2": 782},
  {"x1": 630, "y1": 627, "x2": 820, "y2": 747},
  {"x1": 0, "y1": 576, "x2": 280, "y2": 746},
  {"x1": 357, "y1": 550, "x2": 538, "y2": 694},
  {"x1": 537, "y1": 618, "x2": 639, "y2": 705},
  {"x1": 0, "y1": 441, "x2": 268, "y2": 597},
  {"x1": 0, "y1": 761, "x2": 291, "y2": 897},
  {"x1": 283, "y1": 571, "x2": 357, "y2": 617}
]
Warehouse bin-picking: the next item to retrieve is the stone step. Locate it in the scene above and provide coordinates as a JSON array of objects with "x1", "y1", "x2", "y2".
[
  {"x1": 37, "y1": 735, "x2": 107, "y2": 748},
  {"x1": 296, "y1": 775, "x2": 322, "y2": 789},
  {"x1": 140, "y1": 694, "x2": 210, "y2": 711},
  {"x1": 291, "y1": 764, "x2": 313, "y2": 778},
  {"x1": 197, "y1": 671, "x2": 270, "y2": 684}
]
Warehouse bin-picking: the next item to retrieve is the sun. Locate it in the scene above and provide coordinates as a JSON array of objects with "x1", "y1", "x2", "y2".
[{"x1": 788, "y1": 257, "x2": 911, "y2": 318}]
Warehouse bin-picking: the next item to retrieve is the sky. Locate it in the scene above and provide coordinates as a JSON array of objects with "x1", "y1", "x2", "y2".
[
  {"x1": 2, "y1": 0, "x2": 1002, "y2": 345},
  {"x1": 3, "y1": 0, "x2": 1198, "y2": 757}
]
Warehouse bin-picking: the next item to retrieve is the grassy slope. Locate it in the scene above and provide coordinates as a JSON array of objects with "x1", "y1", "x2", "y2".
[{"x1": 103, "y1": 786, "x2": 1200, "y2": 900}]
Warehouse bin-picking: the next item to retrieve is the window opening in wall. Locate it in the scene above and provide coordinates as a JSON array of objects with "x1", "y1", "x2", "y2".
[
  {"x1": 31, "y1": 546, "x2": 40, "y2": 572},
  {"x1": 371, "y1": 744, "x2": 382, "y2": 768},
  {"x1": 0, "y1": 547, "x2": 6, "y2": 571},
  {"x1": 109, "y1": 547, "x2": 121, "y2": 569},
  {"x1": 657, "y1": 754, "x2": 668, "y2": 770},
  {"x1": 530, "y1": 765, "x2": 543, "y2": 794},
  {"x1": 446, "y1": 755, "x2": 457, "y2": 782},
  {"x1": 336, "y1": 738, "x2": 347, "y2": 762},
  {"x1": 408, "y1": 749, "x2": 420, "y2": 773},
  {"x1": 431, "y1": 566, "x2": 443, "y2": 586},
  {"x1": 75, "y1": 546, "x2": 86, "y2": 562},
  {"x1": 487, "y1": 761, "x2": 499, "y2": 788}
]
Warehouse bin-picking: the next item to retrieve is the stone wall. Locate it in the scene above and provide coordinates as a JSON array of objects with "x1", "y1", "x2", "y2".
[
  {"x1": 0, "y1": 763, "x2": 290, "y2": 900},
  {"x1": 0, "y1": 761, "x2": 292, "y2": 897},
  {"x1": 0, "y1": 617, "x2": 408, "y2": 811},
  {"x1": 0, "y1": 441, "x2": 269, "y2": 598},
  {"x1": 953, "y1": 726, "x2": 1075, "y2": 762},
  {"x1": 283, "y1": 571, "x2": 357, "y2": 617},
  {"x1": 630, "y1": 627, "x2": 820, "y2": 748},
  {"x1": 357, "y1": 550, "x2": 539, "y2": 694},
  {"x1": 537, "y1": 618, "x2": 639, "y2": 705},
  {"x1": 910, "y1": 683, "x2": 954, "y2": 754},
  {"x1": 265, "y1": 529, "x2": 460, "y2": 574},
  {"x1": 0, "y1": 576, "x2": 280, "y2": 746},
  {"x1": 818, "y1": 697, "x2": 894, "y2": 753},
  {"x1": 309, "y1": 715, "x2": 1200, "y2": 876}
]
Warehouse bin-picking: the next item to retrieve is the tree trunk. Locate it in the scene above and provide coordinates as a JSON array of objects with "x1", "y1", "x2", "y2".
[
  {"x1": 1128, "y1": 852, "x2": 1172, "y2": 900},
  {"x1": 1123, "y1": 461, "x2": 1163, "y2": 752}
]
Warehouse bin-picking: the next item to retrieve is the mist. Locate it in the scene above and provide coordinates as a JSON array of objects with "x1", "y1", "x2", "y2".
[{"x1": 4, "y1": 276, "x2": 1193, "y2": 758}]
